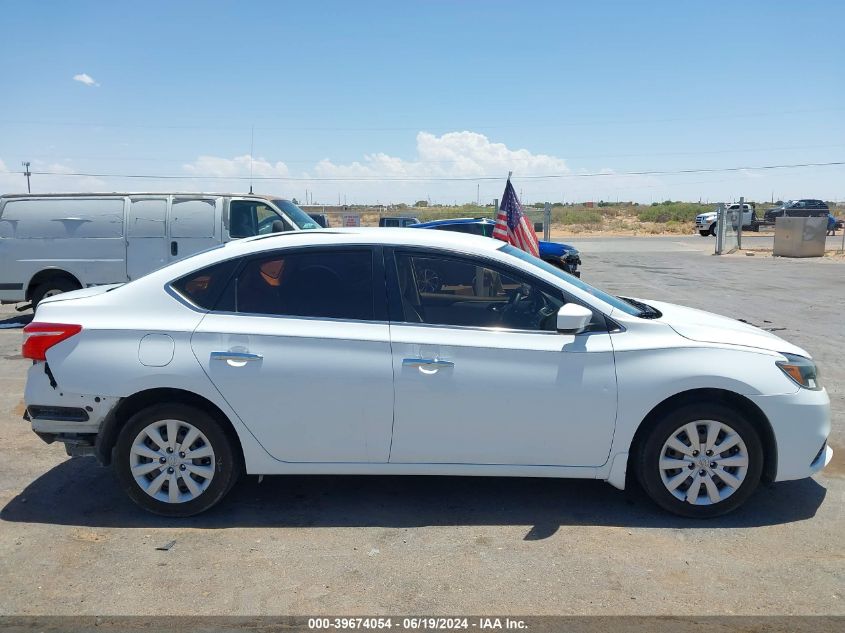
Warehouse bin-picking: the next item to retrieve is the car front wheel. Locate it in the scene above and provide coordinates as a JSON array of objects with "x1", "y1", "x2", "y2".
[
  {"x1": 636, "y1": 403, "x2": 763, "y2": 518},
  {"x1": 698, "y1": 230, "x2": 709, "y2": 237},
  {"x1": 114, "y1": 403, "x2": 240, "y2": 516}
]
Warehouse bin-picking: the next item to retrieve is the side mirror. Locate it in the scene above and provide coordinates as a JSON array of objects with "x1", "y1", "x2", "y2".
[
  {"x1": 556, "y1": 303, "x2": 592, "y2": 334},
  {"x1": 271, "y1": 220, "x2": 286, "y2": 233}
]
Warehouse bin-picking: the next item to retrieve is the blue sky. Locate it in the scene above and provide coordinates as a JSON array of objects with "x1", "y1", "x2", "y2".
[{"x1": 1, "y1": 0, "x2": 843, "y2": 204}]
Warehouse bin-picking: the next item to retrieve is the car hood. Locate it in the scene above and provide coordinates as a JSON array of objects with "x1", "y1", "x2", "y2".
[
  {"x1": 644, "y1": 299, "x2": 809, "y2": 357},
  {"x1": 37, "y1": 283, "x2": 124, "y2": 306}
]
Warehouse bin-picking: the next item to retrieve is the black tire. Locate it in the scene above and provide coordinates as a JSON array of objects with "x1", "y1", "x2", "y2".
[
  {"x1": 635, "y1": 402, "x2": 764, "y2": 518},
  {"x1": 114, "y1": 403, "x2": 241, "y2": 517},
  {"x1": 698, "y1": 230, "x2": 709, "y2": 237},
  {"x1": 708, "y1": 223, "x2": 716, "y2": 237},
  {"x1": 31, "y1": 277, "x2": 80, "y2": 309}
]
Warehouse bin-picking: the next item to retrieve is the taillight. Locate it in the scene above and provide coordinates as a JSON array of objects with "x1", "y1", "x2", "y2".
[{"x1": 22, "y1": 322, "x2": 82, "y2": 361}]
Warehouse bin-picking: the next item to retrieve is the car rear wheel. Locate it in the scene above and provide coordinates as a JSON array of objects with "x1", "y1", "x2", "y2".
[
  {"x1": 636, "y1": 403, "x2": 763, "y2": 518},
  {"x1": 114, "y1": 403, "x2": 240, "y2": 516},
  {"x1": 31, "y1": 278, "x2": 80, "y2": 309},
  {"x1": 698, "y1": 230, "x2": 709, "y2": 237}
]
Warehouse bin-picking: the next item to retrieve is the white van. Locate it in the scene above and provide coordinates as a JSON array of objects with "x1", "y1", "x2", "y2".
[{"x1": 0, "y1": 193, "x2": 318, "y2": 306}]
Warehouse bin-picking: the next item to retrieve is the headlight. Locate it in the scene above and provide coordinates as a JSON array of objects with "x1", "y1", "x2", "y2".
[{"x1": 776, "y1": 354, "x2": 821, "y2": 390}]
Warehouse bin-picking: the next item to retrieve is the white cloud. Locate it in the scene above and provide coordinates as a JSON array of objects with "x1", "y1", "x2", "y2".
[
  {"x1": 311, "y1": 131, "x2": 570, "y2": 181},
  {"x1": 1, "y1": 132, "x2": 719, "y2": 203},
  {"x1": 73, "y1": 73, "x2": 99, "y2": 87},
  {"x1": 183, "y1": 154, "x2": 289, "y2": 178}
]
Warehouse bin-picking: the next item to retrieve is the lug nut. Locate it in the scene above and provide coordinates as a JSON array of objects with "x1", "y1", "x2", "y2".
[
  {"x1": 692, "y1": 450, "x2": 699, "y2": 457},
  {"x1": 688, "y1": 463, "x2": 695, "y2": 469},
  {"x1": 167, "y1": 447, "x2": 174, "y2": 454},
  {"x1": 710, "y1": 462, "x2": 717, "y2": 468},
  {"x1": 159, "y1": 457, "x2": 166, "y2": 464},
  {"x1": 179, "y1": 464, "x2": 186, "y2": 471},
  {"x1": 167, "y1": 467, "x2": 174, "y2": 474},
  {"x1": 705, "y1": 450, "x2": 713, "y2": 456},
  {"x1": 699, "y1": 469, "x2": 706, "y2": 476},
  {"x1": 179, "y1": 451, "x2": 185, "y2": 458}
]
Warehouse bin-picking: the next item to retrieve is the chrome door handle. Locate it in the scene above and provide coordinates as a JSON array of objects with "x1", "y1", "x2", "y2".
[
  {"x1": 402, "y1": 358, "x2": 454, "y2": 368},
  {"x1": 211, "y1": 351, "x2": 263, "y2": 362}
]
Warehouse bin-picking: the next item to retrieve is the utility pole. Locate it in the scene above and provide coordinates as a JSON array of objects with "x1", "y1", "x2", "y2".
[{"x1": 22, "y1": 161, "x2": 31, "y2": 193}]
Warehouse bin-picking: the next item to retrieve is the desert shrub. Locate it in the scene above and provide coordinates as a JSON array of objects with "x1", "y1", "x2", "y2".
[
  {"x1": 551, "y1": 207, "x2": 603, "y2": 225},
  {"x1": 636, "y1": 202, "x2": 709, "y2": 223}
]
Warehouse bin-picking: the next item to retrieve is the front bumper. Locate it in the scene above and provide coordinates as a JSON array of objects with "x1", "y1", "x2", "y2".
[{"x1": 747, "y1": 387, "x2": 831, "y2": 482}]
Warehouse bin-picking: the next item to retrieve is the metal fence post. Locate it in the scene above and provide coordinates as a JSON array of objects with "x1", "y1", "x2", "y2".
[
  {"x1": 715, "y1": 204, "x2": 725, "y2": 255},
  {"x1": 737, "y1": 196, "x2": 744, "y2": 250},
  {"x1": 543, "y1": 202, "x2": 551, "y2": 241}
]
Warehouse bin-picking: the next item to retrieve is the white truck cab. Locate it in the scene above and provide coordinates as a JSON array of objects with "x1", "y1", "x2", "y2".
[
  {"x1": 695, "y1": 203, "x2": 757, "y2": 237},
  {"x1": 0, "y1": 193, "x2": 318, "y2": 306}
]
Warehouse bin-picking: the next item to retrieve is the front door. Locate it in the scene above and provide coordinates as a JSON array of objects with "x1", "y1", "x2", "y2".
[
  {"x1": 387, "y1": 249, "x2": 617, "y2": 467},
  {"x1": 190, "y1": 246, "x2": 394, "y2": 463}
]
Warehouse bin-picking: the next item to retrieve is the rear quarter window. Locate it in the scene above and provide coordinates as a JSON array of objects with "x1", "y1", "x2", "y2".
[{"x1": 171, "y1": 258, "x2": 240, "y2": 310}]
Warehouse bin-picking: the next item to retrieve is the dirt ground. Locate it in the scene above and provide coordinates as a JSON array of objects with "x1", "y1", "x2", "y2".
[{"x1": 0, "y1": 234, "x2": 842, "y2": 616}]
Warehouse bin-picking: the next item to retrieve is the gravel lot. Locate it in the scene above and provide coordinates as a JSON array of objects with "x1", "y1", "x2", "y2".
[{"x1": 0, "y1": 234, "x2": 842, "y2": 616}]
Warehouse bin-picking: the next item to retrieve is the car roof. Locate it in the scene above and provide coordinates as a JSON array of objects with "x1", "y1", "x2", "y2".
[
  {"x1": 235, "y1": 227, "x2": 502, "y2": 256},
  {"x1": 133, "y1": 228, "x2": 504, "y2": 287}
]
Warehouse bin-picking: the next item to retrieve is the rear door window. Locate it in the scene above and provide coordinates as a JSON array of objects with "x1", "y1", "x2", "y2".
[{"x1": 234, "y1": 249, "x2": 376, "y2": 320}]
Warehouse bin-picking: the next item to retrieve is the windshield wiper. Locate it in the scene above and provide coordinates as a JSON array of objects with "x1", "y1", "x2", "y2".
[{"x1": 618, "y1": 296, "x2": 662, "y2": 319}]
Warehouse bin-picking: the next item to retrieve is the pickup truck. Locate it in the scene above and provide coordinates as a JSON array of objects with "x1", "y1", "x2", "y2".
[
  {"x1": 379, "y1": 217, "x2": 420, "y2": 227},
  {"x1": 695, "y1": 203, "x2": 759, "y2": 237},
  {"x1": 411, "y1": 217, "x2": 581, "y2": 277}
]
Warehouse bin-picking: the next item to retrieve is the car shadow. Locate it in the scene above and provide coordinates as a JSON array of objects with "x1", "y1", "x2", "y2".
[
  {"x1": 0, "y1": 458, "x2": 827, "y2": 536},
  {"x1": 0, "y1": 311, "x2": 31, "y2": 329}
]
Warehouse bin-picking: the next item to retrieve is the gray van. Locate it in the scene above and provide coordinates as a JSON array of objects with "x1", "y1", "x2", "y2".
[{"x1": 0, "y1": 193, "x2": 318, "y2": 306}]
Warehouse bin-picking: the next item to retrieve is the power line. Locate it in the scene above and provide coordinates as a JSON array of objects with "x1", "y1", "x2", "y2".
[
  {"x1": 4, "y1": 160, "x2": 842, "y2": 183},
  {"x1": 1, "y1": 106, "x2": 843, "y2": 132},
  {"x1": 15, "y1": 142, "x2": 845, "y2": 165}
]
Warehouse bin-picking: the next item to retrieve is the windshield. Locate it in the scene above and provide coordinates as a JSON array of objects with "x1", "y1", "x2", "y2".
[
  {"x1": 500, "y1": 244, "x2": 643, "y2": 316},
  {"x1": 272, "y1": 199, "x2": 320, "y2": 230}
]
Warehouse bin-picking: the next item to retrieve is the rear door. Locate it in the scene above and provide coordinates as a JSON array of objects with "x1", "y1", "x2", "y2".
[
  {"x1": 168, "y1": 196, "x2": 220, "y2": 262},
  {"x1": 190, "y1": 246, "x2": 395, "y2": 462},
  {"x1": 126, "y1": 197, "x2": 169, "y2": 279}
]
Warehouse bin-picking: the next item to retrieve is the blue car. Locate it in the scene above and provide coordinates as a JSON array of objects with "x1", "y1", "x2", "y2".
[{"x1": 411, "y1": 217, "x2": 581, "y2": 277}]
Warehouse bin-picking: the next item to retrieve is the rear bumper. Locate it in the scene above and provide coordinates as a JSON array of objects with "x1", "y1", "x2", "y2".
[
  {"x1": 747, "y1": 388, "x2": 831, "y2": 482},
  {"x1": 24, "y1": 362, "x2": 116, "y2": 436}
]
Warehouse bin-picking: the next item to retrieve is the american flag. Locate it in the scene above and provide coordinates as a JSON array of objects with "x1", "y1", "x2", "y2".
[{"x1": 492, "y1": 178, "x2": 540, "y2": 256}]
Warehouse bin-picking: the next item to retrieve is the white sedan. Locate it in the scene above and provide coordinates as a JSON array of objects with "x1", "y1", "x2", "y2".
[{"x1": 21, "y1": 228, "x2": 831, "y2": 517}]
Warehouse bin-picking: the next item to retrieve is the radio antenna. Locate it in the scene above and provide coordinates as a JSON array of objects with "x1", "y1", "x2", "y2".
[{"x1": 249, "y1": 125, "x2": 255, "y2": 194}]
